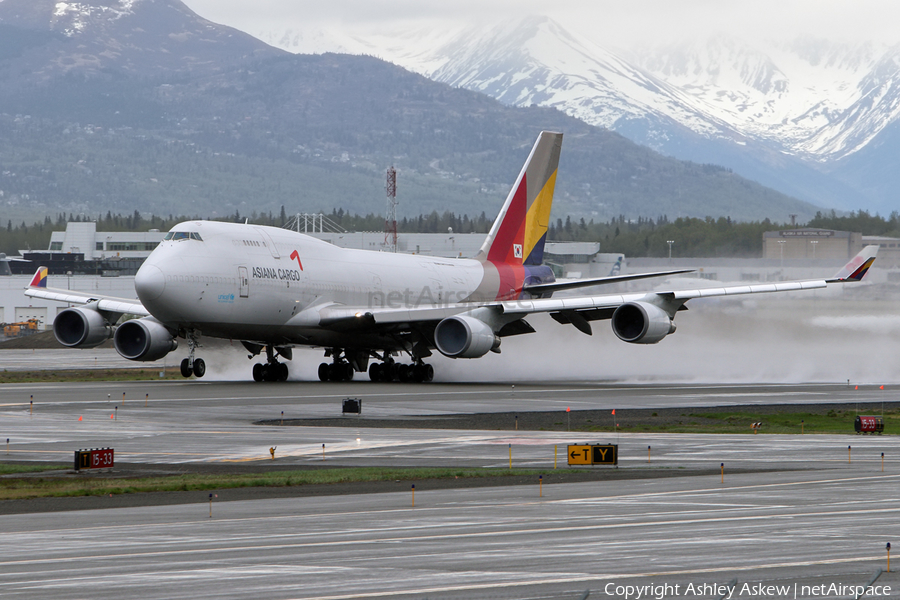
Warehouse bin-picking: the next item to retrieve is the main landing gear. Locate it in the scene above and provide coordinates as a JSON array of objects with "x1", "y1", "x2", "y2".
[
  {"x1": 368, "y1": 361, "x2": 433, "y2": 383},
  {"x1": 317, "y1": 348, "x2": 356, "y2": 382},
  {"x1": 252, "y1": 345, "x2": 290, "y2": 382},
  {"x1": 315, "y1": 349, "x2": 434, "y2": 383},
  {"x1": 180, "y1": 331, "x2": 206, "y2": 378}
]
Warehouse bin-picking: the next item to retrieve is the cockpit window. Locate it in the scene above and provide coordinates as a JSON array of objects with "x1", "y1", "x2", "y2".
[{"x1": 165, "y1": 231, "x2": 203, "y2": 241}]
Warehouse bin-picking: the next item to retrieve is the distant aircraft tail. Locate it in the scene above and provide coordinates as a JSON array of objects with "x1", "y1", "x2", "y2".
[
  {"x1": 827, "y1": 245, "x2": 878, "y2": 282},
  {"x1": 608, "y1": 256, "x2": 623, "y2": 277},
  {"x1": 29, "y1": 267, "x2": 48, "y2": 288},
  {"x1": 476, "y1": 131, "x2": 562, "y2": 266}
]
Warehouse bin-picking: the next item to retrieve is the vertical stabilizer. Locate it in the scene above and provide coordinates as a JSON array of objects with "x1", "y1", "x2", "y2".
[{"x1": 477, "y1": 131, "x2": 562, "y2": 266}]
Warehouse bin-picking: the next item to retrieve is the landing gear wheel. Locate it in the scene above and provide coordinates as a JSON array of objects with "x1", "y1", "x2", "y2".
[
  {"x1": 424, "y1": 364, "x2": 434, "y2": 382},
  {"x1": 318, "y1": 363, "x2": 330, "y2": 382},
  {"x1": 193, "y1": 358, "x2": 206, "y2": 378},
  {"x1": 180, "y1": 358, "x2": 193, "y2": 378},
  {"x1": 278, "y1": 362, "x2": 289, "y2": 381},
  {"x1": 368, "y1": 362, "x2": 382, "y2": 382},
  {"x1": 253, "y1": 363, "x2": 264, "y2": 382}
]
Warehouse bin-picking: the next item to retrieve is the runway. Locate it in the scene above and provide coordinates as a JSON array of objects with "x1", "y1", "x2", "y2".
[
  {"x1": 0, "y1": 380, "x2": 894, "y2": 467},
  {"x1": 0, "y1": 380, "x2": 898, "y2": 599},
  {"x1": 1, "y1": 470, "x2": 896, "y2": 599}
]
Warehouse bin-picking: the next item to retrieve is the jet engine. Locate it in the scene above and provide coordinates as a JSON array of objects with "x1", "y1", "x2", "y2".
[
  {"x1": 114, "y1": 318, "x2": 178, "y2": 361},
  {"x1": 434, "y1": 315, "x2": 500, "y2": 358},
  {"x1": 611, "y1": 301, "x2": 676, "y2": 344},
  {"x1": 53, "y1": 306, "x2": 114, "y2": 349}
]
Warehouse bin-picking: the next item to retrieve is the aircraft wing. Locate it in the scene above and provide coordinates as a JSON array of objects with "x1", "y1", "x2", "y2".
[
  {"x1": 24, "y1": 287, "x2": 149, "y2": 316},
  {"x1": 308, "y1": 245, "x2": 878, "y2": 335},
  {"x1": 504, "y1": 245, "x2": 876, "y2": 322},
  {"x1": 24, "y1": 267, "x2": 148, "y2": 316}
]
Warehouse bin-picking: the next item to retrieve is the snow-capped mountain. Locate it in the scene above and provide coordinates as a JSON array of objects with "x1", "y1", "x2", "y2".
[
  {"x1": 0, "y1": 0, "x2": 281, "y2": 80},
  {"x1": 257, "y1": 16, "x2": 900, "y2": 212},
  {"x1": 281, "y1": 16, "x2": 900, "y2": 164}
]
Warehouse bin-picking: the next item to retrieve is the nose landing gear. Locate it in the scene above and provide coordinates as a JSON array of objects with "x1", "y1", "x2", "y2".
[{"x1": 180, "y1": 331, "x2": 206, "y2": 378}]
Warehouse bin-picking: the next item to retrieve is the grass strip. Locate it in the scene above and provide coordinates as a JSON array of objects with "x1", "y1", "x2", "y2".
[
  {"x1": 0, "y1": 467, "x2": 578, "y2": 501},
  {"x1": 0, "y1": 369, "x2": 184, "y2": 383},
  {"x1": 0, "y1": 464, "x2": 70, "y2": 476}
]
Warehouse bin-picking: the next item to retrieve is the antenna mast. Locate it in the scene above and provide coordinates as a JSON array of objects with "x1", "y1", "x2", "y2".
[{"x1": 384, "y1": 166, "x2": 398, "y2": 252}]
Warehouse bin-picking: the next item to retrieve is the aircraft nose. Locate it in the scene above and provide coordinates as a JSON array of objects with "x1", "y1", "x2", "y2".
[{"x1": 135, "y1": 264, "x2": 166, "y2": 301}]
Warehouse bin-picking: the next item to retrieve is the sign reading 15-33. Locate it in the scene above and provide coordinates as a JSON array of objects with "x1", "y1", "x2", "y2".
[
  {"x1": 74, "y1": 448, "x2": 114, "y2": 471},
  {"x1": 567, "y1": 444, "x2": 618, "y2": 466}
]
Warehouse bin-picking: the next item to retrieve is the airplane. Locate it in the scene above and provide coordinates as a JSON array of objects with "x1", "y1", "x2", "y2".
[{"x1": 25, "y1": 131, "x2": 878, "y2": 383}]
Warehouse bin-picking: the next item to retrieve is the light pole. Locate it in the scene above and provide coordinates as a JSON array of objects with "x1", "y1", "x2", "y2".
[
  {"x1": 667, "y1": 240, "x2": 674, "y2": 263},
  {"x1": 778, "y1": 240, "x2": 786, "y2": 280}
]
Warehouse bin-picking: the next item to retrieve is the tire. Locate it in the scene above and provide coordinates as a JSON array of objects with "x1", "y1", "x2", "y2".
[
  {"x1": 252, "y1": 363, "x2": 263, "y2": 382},
  {"x1": 180, "y1": 358, "x2": 193, "y2": 378},
  {"x1": 368, "y1": 363, "x2": 381, "y2": 382},
  {"x1": 424, "y1": 364, "x2": 434, "y2": 382},
  {"x1": 318, "y1": 363, "x2": 330, "y2": 382},
  {"x1": 278, "y1": 363, "x2": 289, "y2": 381},
  {"x1": 343, "y1": 364, "x2": 354, "y2": 381},
  {"x1": 398, "y1": 364, "x2": 410, "y2": 383},
  {"x1": 193, "y1": 358, "x2": 206, "y2": 378}
]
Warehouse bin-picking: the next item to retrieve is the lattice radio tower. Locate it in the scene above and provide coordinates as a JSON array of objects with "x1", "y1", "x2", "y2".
[{"x1": 384, "y1": 166, "x2": 398, "y2": 252}]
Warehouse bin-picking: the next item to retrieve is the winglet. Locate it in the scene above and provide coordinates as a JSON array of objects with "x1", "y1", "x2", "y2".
[
  {"x1": 29, "y1": 266, "x2": 48, "y2": 288},
  {"x1": 828, "y1": 245, "x2": 878, "y2": 282}
]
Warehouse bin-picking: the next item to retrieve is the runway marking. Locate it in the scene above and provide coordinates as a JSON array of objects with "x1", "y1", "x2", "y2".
[
  {"x1": 270, "y1": 553, "x2": 893, "y2": 600},
  {"x1": 1, "y1": 500, "x2": 898, "y2": 568},
  {"x1": 0, "y1": 555, "x2": 888, "y2": 599}
]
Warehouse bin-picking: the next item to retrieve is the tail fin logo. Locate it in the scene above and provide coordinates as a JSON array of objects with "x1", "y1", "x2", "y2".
[
  {"x1": 513, "y1": 244, "x2": 523, "y2": 259},
  {"x1": 845, "y1": 257, "x2": 874, "y2": 281}
]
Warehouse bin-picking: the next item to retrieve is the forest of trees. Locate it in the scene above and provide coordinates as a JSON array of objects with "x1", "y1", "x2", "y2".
[{"x1": 3, "y1": 208, "x2": 897, "y2": 259}]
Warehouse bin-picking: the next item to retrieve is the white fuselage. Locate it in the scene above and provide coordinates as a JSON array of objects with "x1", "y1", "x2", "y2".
[{"x1": 134, "y1": 221, "x2": 489, "y2": 347}]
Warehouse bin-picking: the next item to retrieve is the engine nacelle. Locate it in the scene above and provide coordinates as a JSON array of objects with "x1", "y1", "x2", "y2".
[
  {"x1": 114, "y1": 318, "x2": 178, "y2": 361},
  {"x1": 434, "y1": 315, "x2": 500, "y2": 358},
  {"x1": 611, "y1": 301, "x2": 676, "y2": 344},
  {"x1": 53, "y1": 307, "x2": 114, "y2": 349}
]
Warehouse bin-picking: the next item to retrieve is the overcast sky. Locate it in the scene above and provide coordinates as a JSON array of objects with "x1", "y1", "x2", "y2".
[{"x1": 180, "y1": 0, "x2": 900, "y2": 49}]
